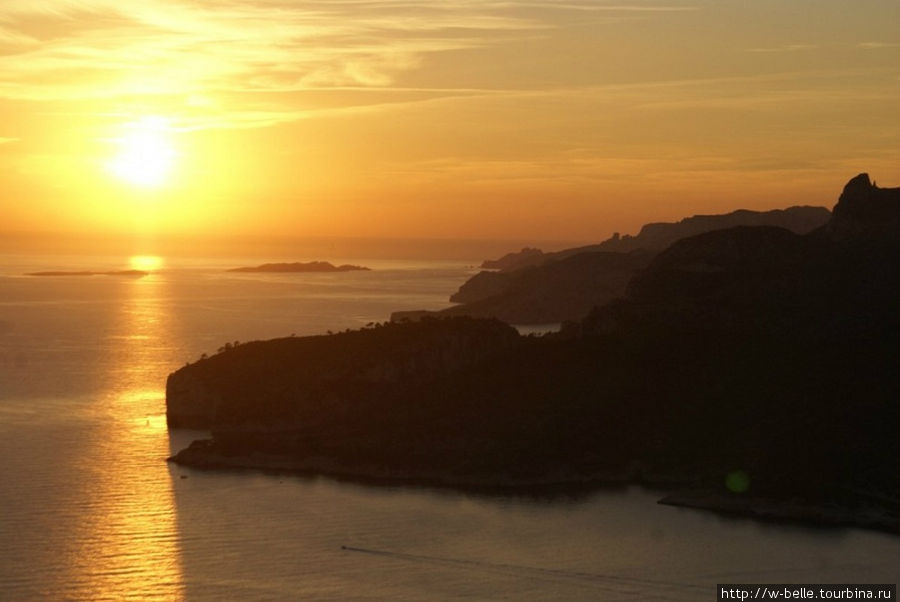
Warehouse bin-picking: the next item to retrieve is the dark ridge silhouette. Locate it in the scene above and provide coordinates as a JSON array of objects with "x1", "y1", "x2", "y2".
[
  {"x1": 167, "y1": 175, "x2": 898, "y2": 532},
  {"x1": 480, "y1": 247, "x2": 544, "y2": 271},
  {"x1": 27, "y1": 269, "x2": 149, "y2": 277},
  {"x1": 396, "y1": 205, "x2": 830, "y2": 325},
  {"x1": 227, "y1": 261, "x2": 370, "y2": 273},
  {"x1": 479, "y1": 206, "x2": 830, "y2": 272},
  {"x1": 821, "y1": 172, "x2": 900, "y2": 241},
  {"x1": 429, "y1": 250, "x2": 650, "y2": 324}
]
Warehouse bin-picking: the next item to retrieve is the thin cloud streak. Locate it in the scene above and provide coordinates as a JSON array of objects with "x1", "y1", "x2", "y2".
[
  {"x1": 0, "y1": 0, "x2": 541, "y2": 101},
  {"x1": 746, "y1": 44, "x2": 818, "y2": 53},
  {"x1": 858, "y1": 41, "x2": 899, "y2": 49}
]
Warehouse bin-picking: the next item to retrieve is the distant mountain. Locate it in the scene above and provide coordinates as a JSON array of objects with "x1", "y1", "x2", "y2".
[
  {"x1": 579, "y1": 174, "x2": 899, "y2": 338},
  {"x1": 402, "y1": 205, "x2": 830, "y2": 325},
  {"x1": 479, "y1": 206, "x2": 831, "y2": 272},
  {"x1": 227, "y1": 261, "x2": 370, "y2": 273},
  {"x1": 167, "y1": 174, "x2": 899, "y2": 532}
]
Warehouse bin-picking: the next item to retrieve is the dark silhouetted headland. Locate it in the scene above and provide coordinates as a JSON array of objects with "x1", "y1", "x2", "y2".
[
  {"x1": 168, "y1": 175, "x2": 898, "y2": 533},
  {"x1": 227, "y1": 261, "x2": 370, "y2": 273}
]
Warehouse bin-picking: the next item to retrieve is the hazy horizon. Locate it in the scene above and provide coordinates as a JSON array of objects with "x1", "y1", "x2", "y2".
[{"x1": 0, "y1": 228, "x2": 596, "y2": 262}]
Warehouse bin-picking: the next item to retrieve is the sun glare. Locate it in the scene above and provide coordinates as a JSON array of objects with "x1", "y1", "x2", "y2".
[
  {"x1": 130, "y1": 255, "x2": 163, "y2": 271},
  {"x1": 107, "y1": 117, "x2": 177, "y2": 188}
]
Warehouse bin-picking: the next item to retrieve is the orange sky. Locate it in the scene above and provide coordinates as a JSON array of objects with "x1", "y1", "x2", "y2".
[{"x1": 0, "y1": 0, "x2": 898, "y2": 256}]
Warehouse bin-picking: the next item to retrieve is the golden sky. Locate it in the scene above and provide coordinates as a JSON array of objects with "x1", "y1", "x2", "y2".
[{"x1": 0, "y1": 0, "x2": 898, "y2": 253}]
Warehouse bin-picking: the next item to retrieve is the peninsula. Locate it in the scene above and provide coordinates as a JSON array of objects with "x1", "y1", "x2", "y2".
[
  {"x1": 227, "y1": 261, "x2": 370, "y2": 273},
  {"x1": 168, "y1": 174, "x2": 899, "y2": 533}
]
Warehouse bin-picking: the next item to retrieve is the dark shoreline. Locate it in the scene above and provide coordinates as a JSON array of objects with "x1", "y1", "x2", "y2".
[{"x1": 168, "y1": 442, "x2": 899, "y2": 535}]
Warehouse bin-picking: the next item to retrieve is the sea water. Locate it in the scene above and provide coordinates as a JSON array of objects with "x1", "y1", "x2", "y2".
[{"x1": 0, "y1": 255, "x2": 897, "y2": 601}]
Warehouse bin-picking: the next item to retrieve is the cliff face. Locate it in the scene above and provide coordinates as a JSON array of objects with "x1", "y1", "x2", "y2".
[
  {"x1": 167, "y1": 370, "x2": 224, "y2": 428},
  {"x1": 166, "y1": 317, "x2": 519, "y2": 430}
]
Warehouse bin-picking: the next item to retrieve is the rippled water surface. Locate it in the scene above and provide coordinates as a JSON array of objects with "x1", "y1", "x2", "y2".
[{"x1": 1, "y1": 255, "x2": 897, "y2": 600}]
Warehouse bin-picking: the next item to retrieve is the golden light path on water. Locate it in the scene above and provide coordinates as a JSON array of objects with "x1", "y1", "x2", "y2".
[{"x1": 61, "y1": 266, "x2": 185, "y2": 600}]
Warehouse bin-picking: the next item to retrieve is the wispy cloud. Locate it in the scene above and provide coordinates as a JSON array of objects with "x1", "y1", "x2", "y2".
[
  {"x1": 0, "y1": 137, "x2": 19, "y2": 144},
  {"x1": 0, "y1": 1, "x2": 540, "y2": 101},
  {"x1": 746, "y1": 44, "x2": 818, "y2": 53},
  {"x1": 0, "y1": 0, "x2": 697, "y2": 127},
  {"x1": 858, "y1": 41, "x2": 900, "y2": 49}
]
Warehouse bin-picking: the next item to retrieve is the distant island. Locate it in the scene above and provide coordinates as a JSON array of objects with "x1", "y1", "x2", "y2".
[
  {"x1": 168, "y1": 174, "x2": 899, "y2": 534},
  {"x1": 27, "y1": 270, "x2": 149, "y2": 277},
  {"x1": 227, "y1": 261, "x2": 370, "y2": 273}
]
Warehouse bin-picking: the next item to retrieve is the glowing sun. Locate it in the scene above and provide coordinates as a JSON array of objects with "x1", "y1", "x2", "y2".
[{"x1": 107, "y1": 117, "x2": 177, "y2": 188}]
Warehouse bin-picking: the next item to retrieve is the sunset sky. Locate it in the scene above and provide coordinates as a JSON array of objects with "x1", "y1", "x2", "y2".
[{"x1": 1, "y1": 0, "x2": 898, "y2": 255}]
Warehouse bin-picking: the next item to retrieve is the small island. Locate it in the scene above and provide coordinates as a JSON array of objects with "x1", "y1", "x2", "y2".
[
  {"x1": 227, "y1": 261, "x2": 370, "y2": 273},
  {"x1": 27, "y1": 269, "x2": 149, "y2": 277}
]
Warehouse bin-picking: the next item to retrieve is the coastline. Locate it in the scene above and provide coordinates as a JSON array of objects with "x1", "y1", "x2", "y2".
[
  {"x1": 167, "y1": 439, "x2": 639, "y2": 490},
  {"x1": 168, "y1": 441, "x2": 899, "y2": 535},
  {"x1": 659, "y1": 491, "x2": 899, "y2": 535}
]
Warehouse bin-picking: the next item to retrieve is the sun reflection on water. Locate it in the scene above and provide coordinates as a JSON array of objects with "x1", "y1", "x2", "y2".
[{"x1": 62, "y1": 273, "x2": 185, "y2": 599}]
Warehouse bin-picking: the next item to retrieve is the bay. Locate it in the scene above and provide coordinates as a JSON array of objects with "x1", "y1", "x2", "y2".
[{"x1": 1, "y1": 255, "x2": 897, "y2": 600}]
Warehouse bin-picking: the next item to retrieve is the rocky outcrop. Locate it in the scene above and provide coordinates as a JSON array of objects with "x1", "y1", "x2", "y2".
[{"x1": 822, "y1": 173, "x2": 900, "y2": 241}]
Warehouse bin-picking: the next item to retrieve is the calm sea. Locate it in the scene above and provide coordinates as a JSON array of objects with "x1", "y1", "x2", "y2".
[{"x1": 0, "y1": 255, "x2": 897, "y2": 601}]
